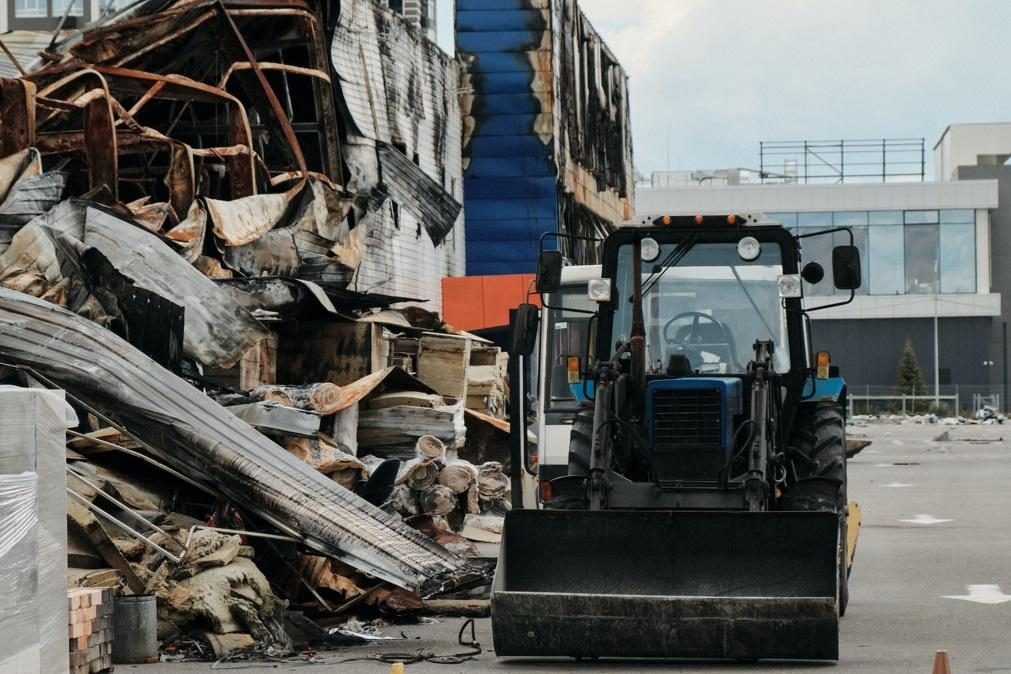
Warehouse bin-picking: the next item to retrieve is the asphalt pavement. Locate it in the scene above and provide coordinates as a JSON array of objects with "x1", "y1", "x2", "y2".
[{"x1": 126, "y1": 421, "x2": 1011, "y2": 673}]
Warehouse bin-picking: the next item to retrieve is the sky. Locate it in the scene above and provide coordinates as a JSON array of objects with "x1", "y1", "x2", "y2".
[{"x1": 439, "y1": 0, "x2": 1011, "y2": 177}]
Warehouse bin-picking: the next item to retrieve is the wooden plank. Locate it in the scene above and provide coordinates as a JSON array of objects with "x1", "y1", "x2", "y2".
[
  {"x1": 66, "y1": 497, "x2": 146, "y2": 594},
  {"x1": 417, "y1": 334, "x2": 472, "y2": 400},
  {"x1": 420, "y1": 599, "x2": 490, "y2": 617}
]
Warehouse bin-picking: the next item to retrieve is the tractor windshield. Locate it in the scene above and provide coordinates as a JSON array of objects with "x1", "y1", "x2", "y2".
[{"x1": 613, "y1": 241, "x2": 790, "y2": 374}]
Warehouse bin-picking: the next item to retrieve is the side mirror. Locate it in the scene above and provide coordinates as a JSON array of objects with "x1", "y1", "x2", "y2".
[
  {"x1": 509, "y1": 303, "x2": 540, "y2": 356},
  {"x1": 801, "y1": 262, "x2": 825, "y2": 285},
  {"x1": 832, "y1": 245, "x2": 861, "y2": 290},
  {"x1": 535, "y1": 250, "x2": 563, "y2": 294}
]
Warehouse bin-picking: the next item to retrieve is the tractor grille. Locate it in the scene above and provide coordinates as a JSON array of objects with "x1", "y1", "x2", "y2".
[{"x1": 653, "y1": 387, "x2": 723, "y2": 447}]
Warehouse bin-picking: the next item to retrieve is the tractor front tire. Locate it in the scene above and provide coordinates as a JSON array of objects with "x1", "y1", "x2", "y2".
[{"x1": 786, "y1": 401, "x2": 849, "y2": 616}]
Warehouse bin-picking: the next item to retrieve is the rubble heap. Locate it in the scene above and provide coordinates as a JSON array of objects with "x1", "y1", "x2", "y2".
[{"x1": 0, "y1": 0, "x2": 510, "y2": 661}]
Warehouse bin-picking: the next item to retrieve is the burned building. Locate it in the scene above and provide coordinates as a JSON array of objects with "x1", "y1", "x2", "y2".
[
  {"x1": 0, "y1": 0, "x2": 464, "y2": 314},
  {"x1": 455, "y1": 0, "x2": 633, "y2": 279},
  {"x1": 332, "y1": 0, "x2": 464, "y2": 313}
]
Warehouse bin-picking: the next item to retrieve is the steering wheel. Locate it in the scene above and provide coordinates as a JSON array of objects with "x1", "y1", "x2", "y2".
[{"x1": 662, "y1": 311, "x2": 726, "y2": 345}]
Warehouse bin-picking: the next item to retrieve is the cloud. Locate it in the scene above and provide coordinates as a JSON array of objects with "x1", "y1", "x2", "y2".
[{"x1": 578, "y1": 0, "x2": 1011, "y2": 174}]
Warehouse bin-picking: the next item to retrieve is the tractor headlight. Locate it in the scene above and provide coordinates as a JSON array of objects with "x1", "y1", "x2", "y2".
[
  {"x1": 640, "y1": 236, "x2": 660, "y2": 262},
  {"x1": 737, "y1": 236, "x2": 761, "y2": 261},
  {"x1": 587, "y1": 278, "x2": 612, "y2": 303},
  {"x1": 778, "y1": 274, "x2": 803, "y2": 298}
]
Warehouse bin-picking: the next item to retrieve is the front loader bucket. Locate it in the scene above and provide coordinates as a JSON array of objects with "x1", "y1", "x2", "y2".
[{"x1": 491, "y1": 509, "x2": 840, "y2": 661}]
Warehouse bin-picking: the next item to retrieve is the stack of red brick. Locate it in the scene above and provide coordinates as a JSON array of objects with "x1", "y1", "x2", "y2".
[{"x1": 68, "y1": 588, "x2": 114, "y2": 674}]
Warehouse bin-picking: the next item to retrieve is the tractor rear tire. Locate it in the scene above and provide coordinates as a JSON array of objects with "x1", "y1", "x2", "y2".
[
  {"x1": 786, "y1": 401, "x2": 849, "y2": 617},
  {"x1": 567, "y1": 404, "x2": 595, "y2": 477},
  {"x1": 542, "y1": 405, "x2": 594, "y2": 510}
]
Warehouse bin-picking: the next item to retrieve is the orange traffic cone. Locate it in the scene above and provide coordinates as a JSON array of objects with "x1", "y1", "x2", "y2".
[{"x1": 932, "y1": 650, "x2": 951, "y2": 674}]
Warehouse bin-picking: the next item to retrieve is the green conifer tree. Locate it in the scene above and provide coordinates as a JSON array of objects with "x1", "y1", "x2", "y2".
[{"x1": 895, "y1": 338, "x2": 927, "y2": 396}]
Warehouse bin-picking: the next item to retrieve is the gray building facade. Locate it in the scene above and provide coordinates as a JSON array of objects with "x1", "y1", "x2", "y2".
[{"x1": 637, "y1": 124, "x2": 1011, "y2": 401}]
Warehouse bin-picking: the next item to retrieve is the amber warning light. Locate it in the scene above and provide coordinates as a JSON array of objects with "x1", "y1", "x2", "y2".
[{"x1": 816, "y1": 351, "x2": 831, "y2": 379}]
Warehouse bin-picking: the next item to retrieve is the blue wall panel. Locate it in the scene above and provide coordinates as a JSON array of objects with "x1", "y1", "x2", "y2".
[
  {"x1": 465, "y1": 156, "x2": 555, "y2": 178},
  {"x1": 458, "y1": 1, "x2": 558, "y2": 276},
  {"x1": 462, "y1": 114, "x2": 543, "y2": 138},
  {"x1": 457, "y1": 9, "x2": 546, "y2": 32},
  {"x1": 468, "y1": 92, "x2": 544, "y2": 115},
  {"x1": 463, "y1": 51, "x2": 546, "y2": 74},
  {"x1": 463, "y1": 176, "x2": 557, "y2": 200},
  {"x1": 457, "y1": 30, "x2": 543, "y2": 53},
  {"x1": 470, "y1": 71, "x2": 551, "y2": 95},
  {"x1": 457, "y1": 0, "x2": 537, "y2": 10},
  {"x1": 465, "y1": 134, "x2": 550, "y2": 158}
]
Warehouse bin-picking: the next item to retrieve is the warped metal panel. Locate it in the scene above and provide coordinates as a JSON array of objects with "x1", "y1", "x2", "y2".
[
  {"x1": 80, "y1": 205, "x2": 270, "y2": 368},
  {"x1": 377, "y1": 143, "x2": 461, "y2": 246},
  {"x1": 0, "y1": 288, "x2": 468, "y2": 593}
]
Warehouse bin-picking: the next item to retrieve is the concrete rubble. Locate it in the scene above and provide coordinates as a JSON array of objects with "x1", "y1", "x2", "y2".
[{"x1": 0, "y1": 0, "x2": 510, "y2": 664}]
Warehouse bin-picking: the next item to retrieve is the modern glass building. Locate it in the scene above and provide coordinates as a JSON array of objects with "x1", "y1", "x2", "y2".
[{"x1": 636, "y1": 123, "x2": 1011, "y2": 393}]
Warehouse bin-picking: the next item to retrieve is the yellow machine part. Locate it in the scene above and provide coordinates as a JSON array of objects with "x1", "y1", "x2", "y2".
[{"x1": 847, "y1": 501, "x2": 861, "y2": 572}]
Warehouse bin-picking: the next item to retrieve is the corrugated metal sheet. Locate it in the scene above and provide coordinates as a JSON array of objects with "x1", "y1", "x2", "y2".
[
  {"x1": 377, "y1": 143, "x2": 461, "y2": 246},
  {"x1": 0, "y1": 288, "x2": 468, "y2": 593},
  {"x1": 332, "y1": 0, "x2": 465, "y2": 314},
  {"x1": 0, "y1": 31, "x2": 55, "y2": 78}
]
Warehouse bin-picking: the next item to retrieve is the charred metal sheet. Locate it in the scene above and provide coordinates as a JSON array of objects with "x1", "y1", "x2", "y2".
[
  {"x1": 79, "y1": 204, "x2": 268, "y2": 367},
  {"x1": 0, "y1": 288, "x2": 469, "y2": 592},
  {"x1": 216, "y1": 276, "x2": 417, "y2": 319},
  {"x1": 79, "y1": 247, "x2": 185, "y2": 372},
  {"x1": 377, "y1": 143, "x2": 461, "y2": 246},
  {"x1": 330, "y1": 0, "x2": 464, "y2": 302},
  {"x1": 0, "y1": 171, "x2": 67, "y2": 240},
  {"x1": 216, "y1": 276, "x2": 341, "y2": 317},
  {"x1": 206, "y1": 192, "x2": 291, "y2": 247},
  {"x1": 227, "y1": 401, "x2": 321, "y2": 437},
  {"x1": 0, "y1": 78, "x2": 36, "y2": 157},
  {"x1": 83, "y1": 95, "x2": 118, "y2": 201},
  {"x1": 217, "y1": 182, "x2": 357, "y2": 285}
]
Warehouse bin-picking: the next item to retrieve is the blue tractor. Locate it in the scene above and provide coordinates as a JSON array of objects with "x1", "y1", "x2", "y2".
[{"x1": 494, "y1": 214, "x2": 861, "y2": 661}]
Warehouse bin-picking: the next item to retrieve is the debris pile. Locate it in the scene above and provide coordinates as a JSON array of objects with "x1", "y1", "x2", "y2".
[{"x1": 0, "y1": 0, "x2": 505, "y2": 661}]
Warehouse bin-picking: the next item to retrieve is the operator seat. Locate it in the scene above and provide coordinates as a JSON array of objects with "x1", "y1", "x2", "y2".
[{"x1": 673, "y1": 320, "x2": 740, "y2": 367}]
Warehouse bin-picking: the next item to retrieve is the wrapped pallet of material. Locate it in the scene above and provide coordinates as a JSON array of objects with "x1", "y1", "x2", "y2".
[{"x1": 0, "y1": 386, "x2": 73, "y2": 674}]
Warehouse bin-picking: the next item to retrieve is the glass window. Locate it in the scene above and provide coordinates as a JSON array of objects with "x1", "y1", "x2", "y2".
[
  {"x1": 833, "y1": 211, "x2": 868, "y2": 227},
  {"x1": 848, "y1": 226, "x2": 870, "y2": 296},
  {"x1": 767, "y1": 212, "x2": 797, "y2": 231},
  {"x1": 542, "y1": 286, "x2": 596, "y2": 411},
  {"x1": 904, "y1": 224, "x2": 940, "y2": 293},
  {"x1": 15, "y1": 0, "x2": 47, "y2": 17},
  {"x1": 869, "y1": 226, "x2": 904, "y2": 294},
  {"x1": 798, "y1": 212, "x2": 832, "y2": 228},
  {"x1": 798, "y1": 230, "x2": 834, "y2": 296},
  {"x1": 869, "y1": 210, "x2": 902, "y2": 225},
  {"x1": 905, "y1": 210, "x2": 939, "y2": 224},
  {"x1": 798, "y1": 214, "x2": 835, "y2": 296},
  {"x1": 52, "y1": 0, "x2": 84, "y2": 15},
  {"x1": 613, "y1": 242, "x2": 790, "y2": 373},
  {"x1": 940, "y1": 224, "x2": 976, "y2": 293},
  {"x1": 940, "y1": 209, "x2": 974, "y2": 225}
]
